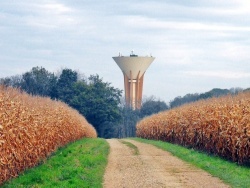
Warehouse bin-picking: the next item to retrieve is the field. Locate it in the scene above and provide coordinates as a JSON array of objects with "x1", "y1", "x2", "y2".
[
  {"x1": 2, "y1": 138, "x2": 109, "y2": 188},
  {"x1": 0, "y1": 86, "x2": 97, "y2": 185},
  {"x1": 1, "y1": 85, "x2": 250, "y2": 186},
  {"x1": 136, "y1": 92, "x2": 250, "y2": 165}
]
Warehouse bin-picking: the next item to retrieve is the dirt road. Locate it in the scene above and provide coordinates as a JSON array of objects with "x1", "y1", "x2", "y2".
[{"x1": 103, "y1": 139, "x2": 230, "y2": 188}]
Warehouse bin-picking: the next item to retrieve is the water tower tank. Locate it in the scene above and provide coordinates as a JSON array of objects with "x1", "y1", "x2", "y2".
[{"x1": 113, "y1": 52, "x2": 155, "y2": 109}]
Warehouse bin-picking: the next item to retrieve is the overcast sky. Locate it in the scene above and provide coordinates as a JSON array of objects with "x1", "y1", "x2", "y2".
[{"x1": 0, "y1": 0, "x2": 250, "y2": 102}]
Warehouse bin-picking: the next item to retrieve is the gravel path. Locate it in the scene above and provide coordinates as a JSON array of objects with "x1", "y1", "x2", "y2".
[{"x1": 103, "y1": 139, "x2": 230, "y2": 188}]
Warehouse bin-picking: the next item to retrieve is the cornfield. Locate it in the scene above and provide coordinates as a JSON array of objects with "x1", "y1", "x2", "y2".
[
  {"x1": 0, "y1": 86, "x2": 97, "y2": 185},
  {"x1": 136, "y1": 92, "x2": 250, "y2": 165}
]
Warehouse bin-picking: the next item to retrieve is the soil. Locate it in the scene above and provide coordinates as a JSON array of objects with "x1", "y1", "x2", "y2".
[{"x1": 103, "y1": 139, "x2": 230, "y2": 188}]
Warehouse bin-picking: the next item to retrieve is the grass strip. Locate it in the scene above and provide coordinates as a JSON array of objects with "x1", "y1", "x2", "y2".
[
  {"x1": 132, "y1": 138, "x2": 250, "y2": 188},
  {"x1": 119, "y1": 140, "x2": 139, "y2": 155},
  {"x1": 2, "y1": 138, "x2": 109, "y2": 188}
]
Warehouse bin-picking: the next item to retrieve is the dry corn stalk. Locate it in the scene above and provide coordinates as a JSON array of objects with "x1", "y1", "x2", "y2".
[
  {"x1": 0, "y1": 86, "x2": 97, "y2": 185},
  {"x1": 136, "y1": 92, "x2": 250, "y2": 165}
]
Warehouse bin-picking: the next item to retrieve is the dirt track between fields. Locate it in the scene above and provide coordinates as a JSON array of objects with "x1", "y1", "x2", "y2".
[{"x1": 103, "y1": 139, "x2": 230, "y2": 188}]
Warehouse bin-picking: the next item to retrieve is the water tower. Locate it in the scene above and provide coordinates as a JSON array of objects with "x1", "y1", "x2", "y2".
[{"x1": 113, "y1": 51, "x2": 155, "y2": 109}]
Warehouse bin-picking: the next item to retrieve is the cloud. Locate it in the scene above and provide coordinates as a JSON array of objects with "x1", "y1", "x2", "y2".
[
  {"x1": 183, "y1": 70, "x2": 250, "y2": 79},
  {"x1": 0, "y1": 1, "x2": 77, "y2": 30},
  {"x1": 41, "y1": 2, "x2": 73, "y2": 13},
  {"x1": 0, "y1": 0, "x2": 250, "y2": 101},
  {"x1": 122, "y1": 15, "x2": 250, "y2": 32},
  {"x1": 24, "y1": 2, "x2": 76, "y2": 29}
]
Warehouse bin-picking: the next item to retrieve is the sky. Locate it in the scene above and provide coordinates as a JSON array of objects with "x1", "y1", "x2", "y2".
[{"x1": 0, "y1": 0, "x2": 250, "y2": 102}]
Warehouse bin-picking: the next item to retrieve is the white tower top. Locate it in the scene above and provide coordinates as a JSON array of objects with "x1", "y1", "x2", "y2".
[{"x1": 113, "y1": 56, "x2": 155, "y2": 79}]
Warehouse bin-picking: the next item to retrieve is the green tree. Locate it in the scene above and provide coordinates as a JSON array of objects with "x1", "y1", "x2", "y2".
[
  {"x1": 70, "y1": 75, "x2": 122, "y2": 137},
  {"x1": 20, "y1": 67, "x2": 57, "y2": 96},
  {"x1": 140, "y1": 96, "x2": 168, "y2": 118},
  {"x1": 244, "y1": 88, "x2": 250, "y2": 92},
  {"x1": 55, "y1": 69, "x2": 78, "y2": 103},
  {"x1": 0, "y1": 75, "x2": 22, "y2": 88},
  {"x1": 0, "y1": 67, "x2": 57, "y2": 97}
]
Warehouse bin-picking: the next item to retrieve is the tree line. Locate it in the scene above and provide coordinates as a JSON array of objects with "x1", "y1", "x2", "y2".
[
  {"x1": 2, "y1": 66, "x2": 247, "y2": 138},
  {"x1": 169, "y1": 87, "x2": 247, "y2": 108},
  {"x1": 0, "y1": 67, "x2": 168, "y2": 138}
]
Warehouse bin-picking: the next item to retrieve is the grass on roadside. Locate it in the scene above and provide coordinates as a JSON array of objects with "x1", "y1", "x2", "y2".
[
  {"x1": 119, "y1": 140, "x2": 139, "y2": 155},
  {"x1": 132, "y1": 137, "x2": 250, "y2": 188},
  {"x1": 2, "y1": 138, "x2": 109, "y2": 188}
]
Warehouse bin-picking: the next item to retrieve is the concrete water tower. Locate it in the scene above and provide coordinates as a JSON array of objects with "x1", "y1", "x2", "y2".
[{"x1": 113, "y1": 51, "x2": 155, "y2": 109}]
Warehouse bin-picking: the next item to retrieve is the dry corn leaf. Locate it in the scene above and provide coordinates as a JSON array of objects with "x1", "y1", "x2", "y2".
[{"x1": 136, "y1": 92, "x2": 250, "y2": 165}]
